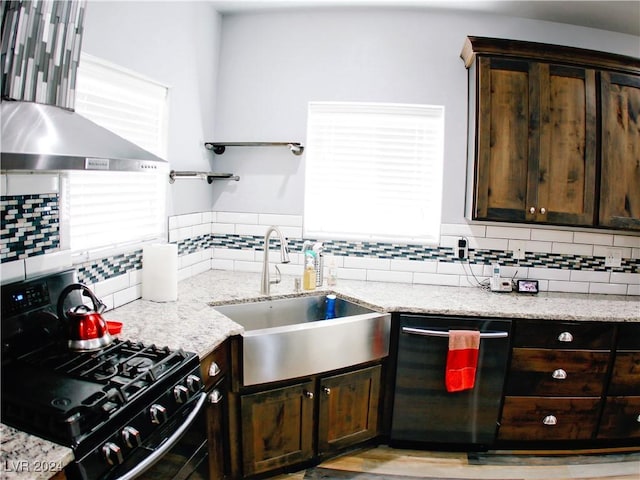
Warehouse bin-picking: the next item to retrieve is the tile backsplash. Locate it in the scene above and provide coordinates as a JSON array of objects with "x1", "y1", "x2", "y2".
[{"x1": 1, "y1": 203, "x2": 639, "y2": 311}]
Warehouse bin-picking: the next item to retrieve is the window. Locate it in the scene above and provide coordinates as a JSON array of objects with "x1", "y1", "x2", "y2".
[
  {"x1": 304, "y1": 102, "x2": 445, "y2": 244},
  {"x1": 65, "y1": 54, "x2": 169, "y2": 254}
]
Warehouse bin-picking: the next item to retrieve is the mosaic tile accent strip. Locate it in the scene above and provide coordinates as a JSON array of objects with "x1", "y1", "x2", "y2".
[
  {"x1": 76, "y1": 251, "x2": 142, "y2": 284},
  {"x1": 0, "y1": 194, "x2": 60, "y2": 262},
  {"x1": 209, "y1": 233, "x2": 640, "y2": 274}
]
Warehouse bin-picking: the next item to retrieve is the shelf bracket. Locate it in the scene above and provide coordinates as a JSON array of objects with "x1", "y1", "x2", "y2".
[{"x1": 169, "y1": 170, "x2": 240, "y2": 184}]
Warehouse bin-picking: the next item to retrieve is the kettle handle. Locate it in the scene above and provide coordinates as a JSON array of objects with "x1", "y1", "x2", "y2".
[{"x1": 56, "y1": 283, "x2": 106, "y2": 321}]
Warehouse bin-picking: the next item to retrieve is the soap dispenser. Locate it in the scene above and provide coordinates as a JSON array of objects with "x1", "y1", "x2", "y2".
[{"x1": 303, "y1": 251, "x2": 316, "y2": 291}]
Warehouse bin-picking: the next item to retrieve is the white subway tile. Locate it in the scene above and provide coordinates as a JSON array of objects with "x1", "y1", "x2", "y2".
[
  {"x1": 573, "y1": 231, "x2": 614, "y2": 246},
  {"x1": 440, "y1": 223, "x2": 486, "y2": 238},
  {"x1": 414, "y1": 272, "x2": 460, "y2": 286},
  {"x1": 470, "y1": 237, "x2": 509, "y2": 250},
  {"x1": 99, "y1": 293, "x2": 115, "y2": 311},
  {"x1": 552, "y1": 242, "x2": 593, "y2": 256},
  {"x1": 217, "y1": 212, "x2": 259, "y2": 224},
  {"x1": 193, "y1": 223, "x2": 212, "y2": 237},
  {"x1": 7, "y1": 173, "x2": 59, "y2": 195},
  {"x1": 0, "y1": 174, "x2": 7, "y2": 196},
  {"x1": 529, "y1": 267, "x2": 571, "y2": 281},
  {"x1": 627, "y1": 283, "x2": 640, "y2": 296},
  {"x1": 279, "y1": 263, "x2": 303, "y2": 277},
  {"x1": 113, "y1": 285, "x2": 142, "y2": 307},
  {"x1": 211, "y1": 258, "x2": 234, "y2": 270},
  {"x1": 94, "y1": 274, "x2": 130, "y2": 297},
  {"x1": 259, "y1": 214, "x2": 303, "y2": 227},
  {"x1": 486, "y1": 226, "x2": 530, "y2": 240},
  {"x1": 177, "y1": 267, "x2": 193, "y2": 282},
  {"x1": 548, "y1": 280, "x2": 589, "y2": 293},
  {"x1": 25, "y1": 250, "x2": 72, "y2": 277},
  {"x1": 168, "y1": 216, "x2": 179, "y2": 230},
  {"x1": 233, "y1": 261, "x2": 262, "y2": 273},
  {"x1": 339, "y1": 268, "x2": 367, "y2": 281},
  {"x1": 177, "y1": 213, "x2": 202, "y2": 228},
  {"x1": 588, "y1": 283, "x2": 628, "y2": 295},
  {"x1": 530, "y1": 228, "x2": 574, "y2": 243},
  {"x1": 570, "y1": 270, "x2": 611, "y2": 283},
  {"x1": 343, "y1": 256, "x2": 390, "y2": 270},
  {"x1": 128, "y1": 269, "x2": 142, "y2": 286},
  {"x1": 632, "y1": 247, "x2": 640, "y2": 260},
  {"x1": 459, "y1": 275, "x2": 488, "y2": 288},
  {"x1": 613, "y1": 235, "x2": 640, "y2": 249},
  {"x1": 179, "y1": 251, "x2": 207, "y2": 268},
  {"x1": 436, "y1": 262, "x2": 467, "y2": 275},
  {"x1": 175, "y1": 226, "x2": 194, "y2": 242},
  {"x1": 610, "y1": 272, "x2": 640, "y2": 285},
  {"x1": 390, "y1": 259, "x2": 437, "y2": 273},
  {"x1": 191, "y1": 259, "x2": 212, "y2": 276},
  {"x1": 236, "y1": 224, "x2": 268, "y2": 236},
  {"x1": 1, "y1": 260, "x2": 25, "y2": 284},
  {"x1": 202, "y1": 211, "x2": 214, "y2": 223},
  {"x1": 367, "y1": 269, "x2": 412, "y2": 283},
  {"x1": 213, "y1": 248, "x2": 255, "y2": 262},
  {"x1": 593, "y1": 245, "x2": 631, "y2": 259},
  {"x1": 524, "y1": 240, "x2": 552, "y2": 254},
  {"x1": 212, "y1": 223, "x2": 235, "y2": 235}
]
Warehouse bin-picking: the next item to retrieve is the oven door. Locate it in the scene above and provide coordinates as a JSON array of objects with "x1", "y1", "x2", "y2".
[{"x1": 111, "y1": 392, "x2": 209, "y2": 480}]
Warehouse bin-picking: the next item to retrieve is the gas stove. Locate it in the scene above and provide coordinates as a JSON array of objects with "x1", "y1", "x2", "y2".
[{"x1": 1, "y1": 270, "x2": 206, "y2": 480}]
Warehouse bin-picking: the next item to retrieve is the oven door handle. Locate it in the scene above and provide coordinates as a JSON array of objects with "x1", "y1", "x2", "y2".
[
  {"x1": 401, "y1": 327, "x2": 509, "y2": 339},
  {"x1": 112, "y1": 392, "x2": 207, "y2": 480}
]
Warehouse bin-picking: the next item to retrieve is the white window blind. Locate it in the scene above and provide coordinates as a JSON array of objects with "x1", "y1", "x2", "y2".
[
  {"x1": 66, "y1": 55, "x2": 169, "y2": 253},
  {"x1": 75, "y1": 53, "x2": 168, "y2": 157},
  {"x1": 304, "y1": 102, "x2": 445, "y2": 244}
]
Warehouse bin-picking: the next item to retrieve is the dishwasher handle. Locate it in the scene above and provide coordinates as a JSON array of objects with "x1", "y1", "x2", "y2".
[{"x1": 401, "y1": 326, "x2": 509, "y2": 339}]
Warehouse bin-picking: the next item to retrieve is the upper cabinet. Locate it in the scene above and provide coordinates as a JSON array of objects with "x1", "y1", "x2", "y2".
[{"x1": 461, "y1": 37, "x2": 640, "y2": 231}]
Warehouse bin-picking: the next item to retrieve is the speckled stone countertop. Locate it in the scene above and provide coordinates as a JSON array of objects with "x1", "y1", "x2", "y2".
[{"x1": 2, "y1": 269, "x2": 638, "y2": 479}]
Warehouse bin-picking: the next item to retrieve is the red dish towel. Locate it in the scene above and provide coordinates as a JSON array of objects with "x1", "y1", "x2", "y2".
[{"x1": 445, "y1": 330, "x2": 480, "y2": 393}]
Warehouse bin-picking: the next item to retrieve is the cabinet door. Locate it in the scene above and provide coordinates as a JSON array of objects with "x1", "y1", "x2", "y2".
[
  {"x1": 207, "y1": 379, "x2": 228, "y2": 480},
  {"x1": 599, "y1": 71, "x2": 640, "y2": 230},
  {"x1": 533, "y1": 64, "x2": 597, "y2": 225},
  {"x1": 475, "y1": 57, "x2": 531, "y2": 222},
  {"x1": 597, "y1": 396, "x2": 640, "y2": 439},
  {"x1": 318, "y1": 365, "x2": 381, "y2": 455},
  {"x1": 241, "y1": 381, "x2": 314, "y2": 476}
]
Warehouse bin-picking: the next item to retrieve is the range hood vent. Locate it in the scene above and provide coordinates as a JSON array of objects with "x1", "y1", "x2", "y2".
[{"x1": 0, "y1": 1, "x2": 167, "y2": 172}]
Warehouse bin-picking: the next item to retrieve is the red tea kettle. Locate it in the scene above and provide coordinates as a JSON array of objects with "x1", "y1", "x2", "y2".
[{"x1": 57, "y1": 283, "x2": 113, "y2": 351}]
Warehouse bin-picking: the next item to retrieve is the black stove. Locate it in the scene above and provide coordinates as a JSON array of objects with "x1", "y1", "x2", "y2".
[{"x1": 1, "y1": 270, "x2": 206, "y2": 480}]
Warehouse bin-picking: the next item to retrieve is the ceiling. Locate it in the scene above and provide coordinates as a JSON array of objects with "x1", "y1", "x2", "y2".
[{"x1": 209, "y1": 1, "x2": 640, "y2": 36}]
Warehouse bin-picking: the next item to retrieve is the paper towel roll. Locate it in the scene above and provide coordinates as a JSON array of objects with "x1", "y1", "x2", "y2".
[{"x1": 142, "y1": 243, "x2": 178, "y2": 302}]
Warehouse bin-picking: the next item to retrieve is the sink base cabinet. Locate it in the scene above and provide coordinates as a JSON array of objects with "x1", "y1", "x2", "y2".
[{"x1": 235, "y1": 363, "x2": 383, "y2": 478}]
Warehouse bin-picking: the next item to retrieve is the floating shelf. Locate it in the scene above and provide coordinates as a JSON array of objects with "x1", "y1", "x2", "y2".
[
  {"x1": 169, "y1": 170, "x2": 240, "y2": 184},
  {"x1": 204, "y1": 142, "x2": 304, "y2": 156}
]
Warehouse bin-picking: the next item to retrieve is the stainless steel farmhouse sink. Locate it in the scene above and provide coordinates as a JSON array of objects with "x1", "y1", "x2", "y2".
[{"x1": 213, "y1": 294, "x2": 391, "y2": 386}]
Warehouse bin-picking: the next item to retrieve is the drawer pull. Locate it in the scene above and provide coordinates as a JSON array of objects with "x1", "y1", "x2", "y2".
[
  {"x1": 557, "y1": 331, "x2": 573, "y2": 343},
  {"x1": 552, "y1": 369, "x2": 567, "y2": 380},
  {"x1": 304, "y1": 390, "x2": 314, "y2": 399},
  {"x1": 209, "y1": 362, "x2": 221, "y2": 377},
  {"x1": 637, "y1": 414, "x2": 640, "y2": 423},
  {"x1": 543, "y1": 415, "x2": 557, "y2": 426},
  {"x1": 208, "y1": 389, "x2": 223, "y2": 404}
]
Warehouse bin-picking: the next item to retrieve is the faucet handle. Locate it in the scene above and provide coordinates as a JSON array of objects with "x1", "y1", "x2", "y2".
[{"x1": 271, "y1": 265, "x2": 282, "y2": 285}]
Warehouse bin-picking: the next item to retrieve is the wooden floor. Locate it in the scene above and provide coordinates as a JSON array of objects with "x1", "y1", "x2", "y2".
[{"x1": 271, "y1": 445, "x2": 640, "y2": 480}]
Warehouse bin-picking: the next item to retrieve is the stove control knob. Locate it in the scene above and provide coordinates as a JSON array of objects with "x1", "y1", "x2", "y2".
[
  {"x1": 150, "y1": 403, "x2": 168, "y2": 425},
  {"x1": 121, "y1": 426, "x2": 141, "y2": 448},
  {"x1": 102, "y1": 442, "x2": 123, "y2": 466},
  {"x1": 173, "y1": 384, "x2": 190, "y2": 404},
  {"x1": 186, "y1": 374, "x2": 203, "y2": 393}
]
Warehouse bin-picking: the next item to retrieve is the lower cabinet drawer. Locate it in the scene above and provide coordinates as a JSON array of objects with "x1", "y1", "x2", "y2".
[
  {"x1": 598, "y1": 396, "x2": 640, "y2": 439},
  {"x1": 505, "y1": 348, "x2": 610, "y2": 396},
  {"x1": 498, "y1": 396, "x2": 600, "y2": 441}
]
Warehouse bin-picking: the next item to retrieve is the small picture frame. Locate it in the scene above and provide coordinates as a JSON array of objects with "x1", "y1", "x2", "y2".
[{"x1": 516, "y1": 279, "x2": 539, "y2": 294}]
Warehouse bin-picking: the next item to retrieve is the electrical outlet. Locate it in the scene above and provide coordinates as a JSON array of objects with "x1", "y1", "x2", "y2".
[
  {"x1": 457, "y1": 237, "x2": 468, "y2": 260},
  {"x1": 511, "y1": 240, "x2": 526, "y2": 260},
  {"x1": 605, "y1": 248, "x2": 622, "y2": 268}
]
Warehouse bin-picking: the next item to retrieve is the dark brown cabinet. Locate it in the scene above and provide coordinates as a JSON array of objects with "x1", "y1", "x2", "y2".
[
  {"x1": 498, "y1": 320, "x2": 615, "y2": 442},
  {"x1": 238, "y1": 364, "x2": 382, "y2": 477},
  {"x1": 598, "y1": 324, "x2": 640, "y2": 440},
  {"x1": 462, "y1": 36, "x2": 640, "y2": 231},
  {"x1": 599, "y1": 72, "x2": 640, "y2": 230}
]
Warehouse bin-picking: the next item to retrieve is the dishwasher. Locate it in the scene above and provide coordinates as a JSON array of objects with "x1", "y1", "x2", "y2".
[{"x1": 390, "y1": 314, "x2": 512, "y2": 449}]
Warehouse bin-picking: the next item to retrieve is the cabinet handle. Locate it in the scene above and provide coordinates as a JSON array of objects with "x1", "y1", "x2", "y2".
[
  {"x1": 209, "y1": 362, "x2": 221, "y2": 377},
  {"x1": 540, "y1": 207, "x2": 546, "y2": 215},
  {"x1": 636, "y1": 414, "x2": 640, "y2": 423},
  {"x1": 557, "y1": 331, "x2": 573, "y2": 343},
  {"x1": 208, "y1": 389, "x2": 223, "y2": 404},
  {"x1": 323, "y1": 387, "x2": 331, "y2": 396},
  {"x1": 552, "y1": 369, "x2": 567, "y2": 380},
  {"x1": 304, "y1": 391, "x2": 314, "y2": 399},
  {"x1": 542, "y1": 415, "x2": 557, "y2": 426},
  {"x1": 529, "y1": 207, "x2": 536, "y2": 214}
]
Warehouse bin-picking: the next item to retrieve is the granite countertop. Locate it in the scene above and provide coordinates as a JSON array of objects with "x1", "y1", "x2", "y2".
[{"x1": 2, "y1": 269, "x2": 638, "y2": 479}]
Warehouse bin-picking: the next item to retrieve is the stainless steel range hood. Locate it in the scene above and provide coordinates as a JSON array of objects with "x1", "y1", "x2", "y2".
[
  {"x1": 1, "y1": 101, "x2": 168, "y2": 172},
  {"x1": 1, "y1": 1, "x2": 168, "y2": 173}
]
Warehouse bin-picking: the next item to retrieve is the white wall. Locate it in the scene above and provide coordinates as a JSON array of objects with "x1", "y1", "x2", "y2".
[
  {"x1": 211, "y1": 8, "x2": 640, "y2": 223},
  {"x1": 81, "y1": 0, "x2": 223, "y2": 216}
]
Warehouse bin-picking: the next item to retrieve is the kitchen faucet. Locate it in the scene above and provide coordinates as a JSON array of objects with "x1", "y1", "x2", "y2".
[{"x1": 261, "y1": 226, "x2": 291, "y2": 295}]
